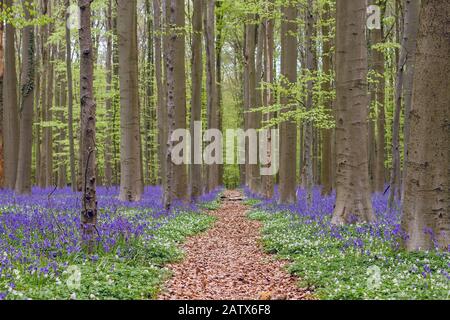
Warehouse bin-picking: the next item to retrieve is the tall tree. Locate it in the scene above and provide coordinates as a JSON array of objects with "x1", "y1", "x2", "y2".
[
  {"x1": 2, "y1": 0, "x2": 19, "y2": 190},
  {"x1": 163, "y1": 0, "x2": 188, "y2": 209},
  {"x1": 153, "y1": 0, "x2": 167, "y2": 188},
  {"x1": 15, "y1": 0, "x2": 35, "y2": 194},
  {"x1": 79, "y1": 0, "x2": 97, "y2": 249},
  {"x1": 320, "y1": 0, "x2": 333, "y2": 196},
  {"x1": 57, "y1": 41, "x2": 67, "y2": 189},
  {"x1": 332, "y1": 0, "x2": 375, "y2": 224},
  {"x1": 65, "y1": 0, "x2": 76, "y2": 191},
  {"x1": 261, "y1": 0, "x2": 275, "y2": 199},
  {"x1": 41, "y1": 0, "x2": 54, "y2": 188},
  {"x1": 401, "y1": 0, "x2": 450, "y2": 251},
  {"x1": 190, "y1": 0, "x2": 203, "y2": 200},
  {"x1": 244, "y1": 17, "x2": 259, "y2": 194},
  {"x1": 34, "y1": 23, "x2": 41, "y2": 188},
  {"x1": 278, "y1": 3, "x2": 297, "y2": 204},
  {"x1": 304, "y1": 0, "x2": 315, "y2": 205},
  {"x1": 204, "y1": 0, "x2": 219, "y2": 192},
  {"x1": 253, "y1": 20, "x2": 264, "y2": 195},
  {"x1": 38, "y1": 0, "x2": 49, "y2": 188},
  {"x1": 0, "y1": 0, "x2": 4, "y2": 188},
  {"x1": 215, "y1": 0, "x2": 224, "y2": 187},
  {"x1": 117, "y1": 0, "x2": 143, "y2": 201}
]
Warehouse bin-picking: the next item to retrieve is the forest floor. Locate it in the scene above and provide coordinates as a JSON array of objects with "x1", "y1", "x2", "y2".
[{"x1": 158, "y1": 190, "x2": 313, "y2": 300}]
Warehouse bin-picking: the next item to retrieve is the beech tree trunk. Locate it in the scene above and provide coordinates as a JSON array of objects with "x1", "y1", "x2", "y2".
[
  {"x1": 332, "y1": 0, "x2": 375, "y2": 225},
  {"x1": 253, "y1": 21, "x2": 264, "y2": 195},
  {"x1": 57, "y1": 42, "x2": 67, "y2": 190},
  {"x1": 34, "y1": 28, "x2": 41, "y2": 187},
  {"x1": 278, "y1": 3, "x2": 297, "y2": 204},
  {"x1": 261, "y1": 1, "x2": 275, "y2": 199},
  {"x1": 39, "y1": 0, "x2": 48, "y2": 188},
  {"x1": 15, "y1": 0, "x2": 35, "y2": 194},
  {"x1": 401, "y1": 0, "x2": 450, "y2": 251},
  {"x1": 0, "y1": 0, "x2": 4, "y2": 188},
  {"x1": 112, "y1": 11, "x2": 120, "y2": 186},
  {"x1": 190, "y1": 0, "x2": 203, "y2": 200},
  {"x1": 321, "y1": 1, "x2": 333, "y2": 196},
  {"x1": 204, "y1": 0, "x2": 219, "y2": 192},
  {"x1": 153, "y1": 0, "x2": 167, "y2": 188},
  {"x1": 163, "y1": 0, "x2": 188, "y2": 209},
  {"x1": 42, "y1": 1, "x2": 54, "y2": 188},
  {"x1": 304, "y1": 0, "x2": 314, "y2": 205},
  {"x1": 216, "y1": 1, "x2": 224, "y2": 187},
  {"x1": 2, "y1": 0, "x2": 19, "y2": 190},
  {"x1": 65, "y1": 0, "x2": 76, "y2": 191},
  {"x1": 79, "y1": 0, "x2": 98, "y2": 250},
  {"x1": 244, "y1": 18, "x2": 259, "y2": 194},
  {"x1": 117, "y1": 0, "x2": 143, "y2": 202}
]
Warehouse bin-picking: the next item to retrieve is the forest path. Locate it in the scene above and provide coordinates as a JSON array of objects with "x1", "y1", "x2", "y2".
[{"x1": 158, "y1": 190, "x2": 313, "y2": 300}]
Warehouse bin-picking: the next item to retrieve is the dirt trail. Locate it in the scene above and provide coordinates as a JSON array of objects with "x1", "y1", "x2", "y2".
[{"x1": 158, "y1": 190, "x2": 313, "y2": 300}]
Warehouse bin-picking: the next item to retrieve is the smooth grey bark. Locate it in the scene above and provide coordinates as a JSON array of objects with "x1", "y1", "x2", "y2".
[
  {"x1": 216, "y1": 0, "x2": 224, "y2": 187},
  {"x1": 117, "y1": 0, "x2": 143, "y2": 201},
  {"x1": 57, "y1": 43, "x2": 67, "y2": 190},
  {"x1": 253, "y1": 21, "x2": 264, "y2": 195},
  {"x1": 153, "y1": 0, "x2": 167, "y2": 188},
  {"x1": 163, "y1": 0, "x2": 188, "y2": 209},
  {"x1": 42, "y1": 1, "x2": 54, "y2": 188},
  {"x1": 278, "y1": 4, "x2": 298, "y2": 204},
  {"x1": 79, "y1": 0, "x2": 98, "y2": 250},
  {"x1": 2, "y1": 0, "x2": 19, "y2": 190},
  {"x1": 321, "y1": 1, "x2": 333, "y2": 196},
  {"x1": 244, "y1": 18, "x2": 259, "y2": 194},
  {"x1": 0, "y1": 0, "x2": 4, "y2": 188},
  {"x1": 15, "y1": 0, "x2": 35, "y2": 194},
  {"x1": 190, "y1": 0, "x2": 203, "y2": 200},
  {"x1": 332, "y1": 0, "x2": 375, "y2": 225},
  {"x1": 34, "y1": 26, "x2": 41, "y2": 187},
  {"x1": 204, "y1": 0, "x2": 219, "y2": 192},
  {"x1": 401, "y1": 0, "x2": 450, "y2": 251},
  {"x1": 261, "y1": 1, "x2": 275, "y2": 199},
  {"x1": 65, "y1": 0, "x2": 76, "y2": 191},
  {"x1": 304, "y1": 0, "x2": 314, "y2": 205}
]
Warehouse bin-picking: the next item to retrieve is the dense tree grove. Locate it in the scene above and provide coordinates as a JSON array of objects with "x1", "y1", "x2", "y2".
[{"x1": 0, "y1": 0, "x2": 449, "y2": 301}]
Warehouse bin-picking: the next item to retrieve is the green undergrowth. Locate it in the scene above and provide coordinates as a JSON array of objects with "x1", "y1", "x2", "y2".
[
  {"x1": 4, "y1": 212, "x2": 216, "y2": 300},
  {"x1": 248, "y1": 210, "x2": 450, "y2": 300}
]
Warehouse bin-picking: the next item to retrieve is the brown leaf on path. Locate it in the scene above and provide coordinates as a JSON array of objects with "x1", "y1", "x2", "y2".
[{"x1": 158, "y1": 190, "x2": 314, "y2": 300}]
